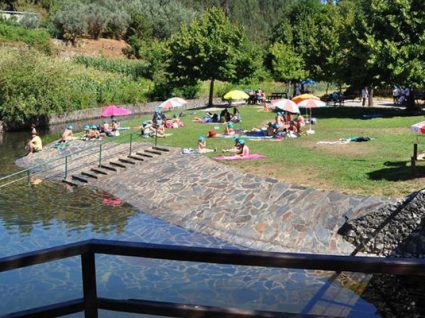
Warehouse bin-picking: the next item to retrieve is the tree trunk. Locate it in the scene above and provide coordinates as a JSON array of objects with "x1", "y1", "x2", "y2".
[
  {"x1": 325, "y1": 83, "x2": 329, "y2": 95},
  {"x1": 368, "y1": 88, "x2": 374, "y2": 107},
  {"x1": 208, "y1": 79, "x2": 215, "y2": 107},
  {"x1": 406, "y1": 89, "x2": 418, "y2": 112}
]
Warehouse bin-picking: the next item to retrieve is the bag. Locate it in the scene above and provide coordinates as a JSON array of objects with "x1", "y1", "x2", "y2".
[{"x1": 208, "y1": 130, "x2": 217, "y2": 138}]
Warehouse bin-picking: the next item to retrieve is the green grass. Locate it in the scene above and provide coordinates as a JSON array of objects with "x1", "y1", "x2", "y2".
[{"x1": 112, "y1": 105, "x2": 424, "y2": 198}]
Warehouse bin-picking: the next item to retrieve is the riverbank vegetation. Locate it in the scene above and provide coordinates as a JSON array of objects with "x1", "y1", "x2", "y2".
[{"x1": 0, "y1": 0, "x2": 424, "y2": 129}]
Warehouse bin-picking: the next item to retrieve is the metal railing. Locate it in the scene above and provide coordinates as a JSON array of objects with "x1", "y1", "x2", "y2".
[
  {"x1": 0, "y1": 132, "x2": 139, "y2": 190},
  {"x1": 1, "y1": 239, "x2": 425, "y2": 318}
]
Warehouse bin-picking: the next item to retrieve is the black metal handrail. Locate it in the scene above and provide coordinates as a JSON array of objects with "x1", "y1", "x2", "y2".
[{"x1": 2, "y1": 239, "x2": 425, "y2": 318}]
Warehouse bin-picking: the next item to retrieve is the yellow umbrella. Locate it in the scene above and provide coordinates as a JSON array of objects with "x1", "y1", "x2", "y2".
[
  {"x1": 223, "y1": 90, "x2": 250, "y2": 100},
  {"x1": 292, "y1": 94, "x2": 320, "y2": 104}
]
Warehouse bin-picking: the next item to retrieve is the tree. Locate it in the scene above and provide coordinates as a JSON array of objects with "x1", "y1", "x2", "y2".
[
  {"x1": 85, "y1": 3, "x2": 110, "y2": 40},
  {"x1": 167, "y1": 7, "x2": 247, "y2": 106},
  {"x1": 53, "y1": 1, "x2": 87, "y2": 46},
  {"x1": 268, "y1": 42, "x2": 307, "y2": 92}
]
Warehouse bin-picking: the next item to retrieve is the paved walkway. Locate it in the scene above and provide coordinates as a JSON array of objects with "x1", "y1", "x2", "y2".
[{"x1": 16, "y1": 140, "x2": 394, "y2": 255}]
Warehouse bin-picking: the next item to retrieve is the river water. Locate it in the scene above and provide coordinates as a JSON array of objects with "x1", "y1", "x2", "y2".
[{"x1": 0, "y1": 129, "x2": 399, "y2": 317}]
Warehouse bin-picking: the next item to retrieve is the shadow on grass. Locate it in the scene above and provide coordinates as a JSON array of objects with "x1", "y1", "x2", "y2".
[
  {"x1": 367, "y1": 161, "x2": 425, "y2": 181},
  {"x1": 312, "y1": 106, "x2": 422, "y2": 120}
]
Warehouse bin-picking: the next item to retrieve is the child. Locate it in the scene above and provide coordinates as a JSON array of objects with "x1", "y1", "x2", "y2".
[
  {"x1": 60, "y1": 124, "x2": 76, "y2": 142},
  {"x1": 222, "y1": 137, "x2": 241, "y2": 153},
  {"x1": 223, "y1": 122, "x2": 235, "y2": 135},
  {"x1": 197, "y1": 136, "x2": 216, "y2": 153},
  {"x1": 25, "y1": 132, "x2": 42, "y2": 155},
  {"x1": 236, "y1": 139, "x2": 249, "y2": 157}
]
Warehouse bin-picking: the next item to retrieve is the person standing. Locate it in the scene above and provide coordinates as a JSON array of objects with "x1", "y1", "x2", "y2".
[{"x1": 361, "y1": 86, "x2": 369, "y2": 107}]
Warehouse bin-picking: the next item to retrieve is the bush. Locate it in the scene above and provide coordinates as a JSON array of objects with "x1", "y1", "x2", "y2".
[
  {"x1": 0, "y1": 48, "x2": 150, "y2": 128},
  {"x1": 73, "y1": 55, "x2": 149, "y2": 79},
  {"x1": 0, "y1": 20, "x2": 51, "y2": 54}
]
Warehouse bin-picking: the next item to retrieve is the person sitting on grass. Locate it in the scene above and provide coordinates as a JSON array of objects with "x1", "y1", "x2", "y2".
[
  {"x1": 275, "y1": 112, "x2": 285, "y2": 126},
  {"x1": 111, "y1": 118, "x2": 120, "y2": 136},
  {"x1": 293, "y1": 114, "x2": 305, "y2": 133},
  {"x1": 236, "y1": 139, "x2": 249, "y2": 157},
  {"x1": 168, "y1": 114, "x2": 185, "y2": 128},
  {"x1": 197, "y1": 136, "x2": 216, "y2": 153},
  {"x1": 287, "y1": 121, "x2": 299, "y2": 138},
  {"x1": 101, "y1": 120, "x2": 113, "y2": 136},
  {"x1": 89, "y1": 125, "x2": 101, "y2": 139},
  {"x1": 222, "y1": 137, "x2": 242, "y2": 153},
  {"x1": 223, "y1": 122, "x2": 235, "y2": 135},
  {"x1": 230, "y1": 107, "x2": 241, "y2": 123},
  {"x1": 60, "y1": 124, "x2": 76, "y2": 143},
  {"x1": 25, "y1": 132, "x2": 42, "y2": 156},
  {"x1": 140, "y1": 121, "x2": 155, "y2": 137},
  {"x1": 154, "y1": 120, "x2": 166, "y2": 138}
]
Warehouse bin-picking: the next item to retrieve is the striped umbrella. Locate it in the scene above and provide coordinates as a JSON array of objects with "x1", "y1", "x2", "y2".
[
  {"x1": 297, "y1": 99, "x2": 327, "y2": 133},
  {"x1": 292, "y1": 94, "x2": 320, "y2": 104},
  {"x1": 411, "y1": 121, "x2": 425, "y2": 135},
  {"x1": 158, "y1": 97, "x2": 187, "y2": 111},
  {"x1": 271, "y1": 99, "x2": 300, "y2": 114}
]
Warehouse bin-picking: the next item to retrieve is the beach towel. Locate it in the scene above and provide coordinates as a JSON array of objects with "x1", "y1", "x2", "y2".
[
  {"x1": 212, "y1": 134, "x2": 240, "y2": 139},
  {"x1": 118, "y1": 127, "x2": 130, "y2": 130},
  {"x1": 215, "y1": 154, "x2": 266, "y2": 161},
  {"x1": 241, "y1": 135, "x2": 275, "y2": 140}
]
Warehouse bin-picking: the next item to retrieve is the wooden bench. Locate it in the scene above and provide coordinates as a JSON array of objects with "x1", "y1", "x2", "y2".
[{"x1": 267, "y1": 92, "x2": 288, "y2": 101}]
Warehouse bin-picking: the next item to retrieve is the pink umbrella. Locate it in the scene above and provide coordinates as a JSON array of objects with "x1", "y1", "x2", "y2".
[
  {"x1": 271, "y1": 99, "x2": 300, "y2": 114},
  {"x1": 101, "y1": 105, "x2": 132, "y2": 117},
  {"x1": 158, "y1": 97, "x2": 187, "y2": 111},
  {"x1": 297, "y1": 99, "x2": 327, "y2": 133},
  {"x1": 411, "y1": 121, "x2": 425, "y2": 135}
]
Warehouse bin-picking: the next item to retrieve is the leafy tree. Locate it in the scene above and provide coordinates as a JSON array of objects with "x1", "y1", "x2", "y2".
[
  {"x1": 167, "y1": 7, "x2": 247, "y2": 106},
  {"x1": 85, "y1": 3, "x2": 110, "y2": 39},
  {"x1": 268, "y1": 42, "x2": 307, "y2": 88},
  {"x1": 53, "y1": 1, "x2": 87, "y2": 45}
]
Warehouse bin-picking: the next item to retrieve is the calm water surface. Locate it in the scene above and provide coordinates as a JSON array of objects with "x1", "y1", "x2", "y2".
[{"x1": 0, "y1": 130, "x2": 385, "y2": 317}]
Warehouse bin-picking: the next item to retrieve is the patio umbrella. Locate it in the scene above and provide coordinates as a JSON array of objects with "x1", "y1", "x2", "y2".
[
  {"x1": 101, "y1": 105, "x2": 132, "y2": 117},
  {"x1": 271, "y1": 99, "x2": 300, "y2": 114},
  {"x1": 223, "y1": 90, "x2": 249, "y2": 101},
  {"x1": 158, "y1": 97, "x2": 187, "y2": 111},
  {"x1": 298, "y1": 99, "x2": 327, "y2": 133},
  {"x1": 292, "y1": 94, "x2": 320, "y2": 104},
  {"x1": 411, "y1": 121, "x2": 425, "y2": 135}
]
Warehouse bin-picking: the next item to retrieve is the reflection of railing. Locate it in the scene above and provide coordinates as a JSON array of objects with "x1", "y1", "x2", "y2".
[
  {"x1": 1, "y1": 238, "x2": 425, "y2": 318},
  {"x1": 0, "y1": 132, "x2": 138, "y2": 189}
]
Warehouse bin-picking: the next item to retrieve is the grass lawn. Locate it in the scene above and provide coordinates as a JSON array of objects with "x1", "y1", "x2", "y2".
[{"x1": 116, "y1": 105, "x2": 425, "y2": 198}]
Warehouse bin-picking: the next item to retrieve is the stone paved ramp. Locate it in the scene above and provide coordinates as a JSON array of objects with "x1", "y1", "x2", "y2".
[
  {"x1": 17, "y1": 142, "x2": 394, "y2": 255},
  {"x1": 89, "y1": 148, "x2": 393, "y2": 255}
]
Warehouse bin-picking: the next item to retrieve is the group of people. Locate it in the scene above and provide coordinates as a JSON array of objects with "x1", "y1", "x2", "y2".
[
  {"x1": 140, "y1": 111, "x2": 184, "y2": 138},
  {"x1": 198, "y1": 135, "x2": 249, "y2": 157},
  {"x1": 393, "y1": 86, "x2": 411, "y2": 105},
  {"x1": 247, "y1": 89, "x2": 266, "y2": 104},
  {"x1": 192, "y1": 107, "x2": 240, "y2": 124}
]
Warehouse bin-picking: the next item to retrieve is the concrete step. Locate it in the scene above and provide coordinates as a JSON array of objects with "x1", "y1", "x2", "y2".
[
  {"x1": 62, "y1": 179, "x2": 79, "y2": 187},
  {"x1": 110, "y1": 161, "x2": 127, "y2": 168},
  {"x1": 128, "y1": 155, "x2": 144, "y2": 161},
  {"x1": 71, "y1": 175, "x2": 88, "y2": 183},
  {"x1": 81, "y1": 171, "x2": 98, "y2": 179},
  {"x1": 136, "y1": 152, "x2": 153, "y2": 158},
  {"x1": 145, "y1": 149, "x2": 162, "y2": 155},
  {"x1": 152, "y1": 146, "x2": 170, "y2": 152},
  {"x1": 99, "y1": 164, "x2": 117, "y2": 172},
  {"x1": 91, "y1": 167, "x2": 108, "y2": 175},
  {"x1": 119, "y1": 158, "x2": 136, "y2": 165}
]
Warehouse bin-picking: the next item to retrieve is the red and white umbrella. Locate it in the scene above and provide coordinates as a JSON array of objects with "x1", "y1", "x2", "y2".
[
  {"x1": 297, "y1": 99, "x2": 327, "y2": 133},
  {"x1": 271, "y1": 99, "x2": 300, "y2": 113},
  {"x1": 411, "y1": 121, "x2": 425, "y2": 135},
  {"x1": 158, "y1": 97, "x2": 188, "y2": 111},
  {"x1": 297, "y1": 99, "x2": 327, "y2": 108}
]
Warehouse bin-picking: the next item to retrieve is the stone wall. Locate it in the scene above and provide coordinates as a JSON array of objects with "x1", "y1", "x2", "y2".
[
  {"x1": 47, "y1": 98, "x2": 219, "y2": 126},
  {"x1": 339, "y1": 189, "x2": 425, "y2": 257}
]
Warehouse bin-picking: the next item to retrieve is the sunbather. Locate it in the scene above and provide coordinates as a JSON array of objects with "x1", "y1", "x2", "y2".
[
  {"x1": 236, "y1": 139, "x2": 249, "y2": 157},
  {"x1": 60, "y1": 124, "x2": 76, "y2": 142},
  {"x1": 223, "y1": 122, "x2": 235, "y2": 135},
  {"x1": 25, "y1": 132, "x2": 42, "y2": 155},
  {"x1": 154, "y1": 120, "x2": 166, "y2": 138},
  {"x1": 197, "y1": 136, "x2": 216, "y2": 153},
  {"x1": 222, "y1": 137, "x2": 241, "y2": 153}
]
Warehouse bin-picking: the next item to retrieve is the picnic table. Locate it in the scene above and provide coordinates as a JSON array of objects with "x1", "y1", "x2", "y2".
[{"x1": 267, "y1": 92, "x2": 288, "y2": 101}]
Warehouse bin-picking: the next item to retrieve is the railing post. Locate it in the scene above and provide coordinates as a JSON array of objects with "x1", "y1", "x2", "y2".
[
  {"x1": 129, "y1": 133, "x2": 133, "y2": 156},
  {"x1": 81, "y1": 251, "x2": 98, "y2": 318},
  {"x1": 26, "y1": 170, "x2": 31, "y2": 187},
  {"x1": 98, "y1": 144, "x2": 102, "y2": 167},
  {"x1": 64, "y1": 156, "x2": 68, "y2": 179}
]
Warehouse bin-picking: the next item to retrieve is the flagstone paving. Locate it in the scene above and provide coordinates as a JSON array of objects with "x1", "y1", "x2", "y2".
[{"x1": 17, "y1": 140, "x2": 394, "y2": 255}]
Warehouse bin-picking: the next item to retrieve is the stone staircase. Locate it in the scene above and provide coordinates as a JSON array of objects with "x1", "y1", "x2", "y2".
[{"x1": 65, "y1": 145, "x2": 170, "y2": 187}]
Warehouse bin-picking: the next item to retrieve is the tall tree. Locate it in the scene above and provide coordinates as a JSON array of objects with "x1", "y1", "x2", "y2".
[{"x1": 167, "y1": 7, "x2": 247, "y2": 106}]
